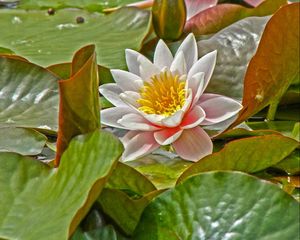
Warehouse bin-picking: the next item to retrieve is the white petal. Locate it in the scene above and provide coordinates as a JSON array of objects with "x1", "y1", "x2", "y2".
[
  {"x1": 121, "y1": 131, "x2": 160, "y2": 162},
  {"x1": 154, "y1": 39, "x2": 174, "y2": 69},
  {"x1": 118, "y1": 113, "x2": 160, "y2": 131},
  {"x1": 101, "y1": 107, "x2": 134, "y2": 129},
  {"x1": 99, "y1": 83, "x2": 126, "y2": 107},
  {"x1": 138, "y1": 55, "x2": 160, "y2": 81},
  {"x1": 181, "y1": 105, "x2": 206, "y2": 129},
  {"x1": 175, "y1": 33, "x2": 198, "y2": 72},
  {"x1": 154, "y1": 127, "x2": 183, "y2": 145},
  {"x1": 198, "y1": 93, "x2": 243, "y2": 125},
  {"x1": 111, "y1": 69, "x2": 142, "y2": 92},
  {"x1": 172, "y1": 126, "x2": 213, "y2": 162},
  {"x1": 185, "y1": 0, "x2": 218, "y2": 20},
  {"x1": 170, "y1": 51, "x2": 187, "y2": 76},
  {"x1": 187, "y1": 50, "x2": 217, "y2": 91},
  {"x1": 120, "y1": 91, "x2": 141, "y2": 108},
  {"x1": 186, "y1": 72, "x2": 205, "y2": 106},
  {"x1": 125, "y1": 49, "x2": 143, "y2": 75}
]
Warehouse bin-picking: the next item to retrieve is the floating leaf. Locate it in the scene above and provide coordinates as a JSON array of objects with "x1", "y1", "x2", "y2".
[
  {"x1": 55, "y1": 45, "x2": 99, "y2": 166},
  {"x1": 216, "y1": 127, "x2": 279, "y2": 139},
  {"x1": 134, "y1": 172, "x2": 299, "y2": 240},
  {"x1": 178, "y1": 134, "x2": 298, "y2": 182},
  {"x1": 0, "y1": 130, "x2": 123, "y2": 240},
  {"x1": 234, "y1": 3, "x2": 300, "y2": 124},
  {"x1": 0, "y1": 127, "x2": 47, "y2": 155},
  {"x1": 0, "y1": 56, "x2": 59, "y2": 131},
  {"x1": 185, "y1": 0, "x2": 287, "y2": 35},
  {"x1": 18, "y1": 0, "x2": 138, "y2": 11},
  {"x1": 198, "y1": 16, "x2": 269, "y2": 99},
  {"x1": 0, "y1": 7, "x2": 151, "y2": 69}
]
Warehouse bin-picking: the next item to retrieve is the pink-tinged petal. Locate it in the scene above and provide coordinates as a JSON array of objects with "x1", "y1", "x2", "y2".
[
  {"x1": 111, "y1": 69, "x2": 143, "y2": 92},
  {"x1": 175, "y1": 33, "x2": 198, "y2": 72},
  {"x1": 121, "y1": 131, "x2": 160, "y2": 162},
  {"x1": 154, "y1": 39, "x2": 174, "y2": 69},
  {"x1": 101, "y1": 107, "x2": 134, "y2": 129},
  {"x1": 187, "y1": 50, "x2": 217, "y2": 91},
  {"x1": 154, "y1": 127, "x2": 183, "y2": 145},
  {"x1": 244, "y1": 0, "x2": 264, "y2": 7},
  {"x1": 186, "y1": 72, "x2": 205, "y2": 106},
  {"x1": 118, "y1": 113, "x2": 160, "y2": 131},
  {"x1": 120, "y1": 130, "x2": 139, "y2": 148},
  {"x1": 198, "y1": 93, "x2": 243, "y2": 125},
  {"x1": 99, "y1": 83, "x2": 126, "y2": 107},
  {"x1": 181, "y1": 105, "x2": 206, "y2": 129},
  {"x1": 170, "y1": 51, "x2": 187, "y2": 76},
  {"x1": 120, "y1": 91, "x2": 141, "y2": 108},
  {"x1": 138, "y1": 55, "x2": 160, "y2": 81},
  {"x1": 172, "y1": 126, "x2": 213, "y2": 162},
  {"x1": 161, "y1": 110, "x2": 185, "y2": 128},
  {"x1": 185, "y1": 0, "x2": 218, "y2": 20}
]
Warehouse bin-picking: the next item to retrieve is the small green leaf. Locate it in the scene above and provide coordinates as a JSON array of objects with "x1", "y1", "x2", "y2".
[
  {"x1": 0, "y1": 130, "x2": 123, "y2": 240},
  {"x1": 106, "y1": 162, "x2": 156, "y2": 196},
  {"x1": 179, "y1": 134, "x2": 298, "y2": 182},
  {"x1": 0, "y1": 127, "x2": 47, "y2": 155},
  {"x1": 135, "y1": 172, "x2": 299, "y2": 240},
  {"x1": 98, "y1": 189, "x2": 162, "y2": 235},
  {"x1": 273, "y1": 150, "x2": 300, "y2": 175}
]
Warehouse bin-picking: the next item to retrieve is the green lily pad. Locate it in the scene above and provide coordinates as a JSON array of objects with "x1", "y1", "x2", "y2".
[
  {"x1": 0, "y1": 7, "x2": 151, "y2": 69},
  {"x1": 179, "y1": 134, "x2": 298, "y2": 182},
  {"x1": 0, "y1": 130, "x2": 123, "y2": 240},
  {"x1": 18, "y1": 0, "x2": 137, "y2": 11},
  {"x1": 0, "y1": 56, "x2": 59, "y2": 131},
  {"x1": 0, "y1": 127, "x2": 47, "y2": 155},
  {"x1": 134, "y1": 171, "x2": 299, "y2": 240}
]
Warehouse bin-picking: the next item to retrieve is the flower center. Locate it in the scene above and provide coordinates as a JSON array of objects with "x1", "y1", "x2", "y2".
[{"x1": 137, "y1": 71, "x2": 186, "y2": 117}]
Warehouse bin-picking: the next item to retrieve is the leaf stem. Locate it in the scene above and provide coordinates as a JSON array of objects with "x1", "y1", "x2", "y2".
[{"x1": 266, "y1": 101, "x2": 279, "y2": 121}]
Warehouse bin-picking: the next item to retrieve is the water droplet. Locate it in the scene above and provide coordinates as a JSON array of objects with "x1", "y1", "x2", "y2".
[
  {"x1": 11, "y1": 16, "x2": 22, "y2": 24},
  {"x1": 56, "y1": 23, "x2": 78, "y2": 30}
]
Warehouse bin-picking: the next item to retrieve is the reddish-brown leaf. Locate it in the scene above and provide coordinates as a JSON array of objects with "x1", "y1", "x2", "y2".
[
  {"x1": 233, "y1": 3, "x2": 300, "y2": 125},
  {"x1": 55, "y1": 45, "x2": 100, "y2": 166},
  {"x1": 185, "y1": 0, "x2": 287, "y2": 35}
]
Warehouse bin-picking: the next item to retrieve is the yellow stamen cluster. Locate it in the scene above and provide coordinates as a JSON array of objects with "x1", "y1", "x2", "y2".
[{"x1": 137, "y1": 71, "x2": 186, "y2": 117}]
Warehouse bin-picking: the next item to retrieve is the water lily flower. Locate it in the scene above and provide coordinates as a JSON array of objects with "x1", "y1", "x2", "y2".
[{"x1": 100, "y1": 34, "x2": 242, "y2": 162}]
